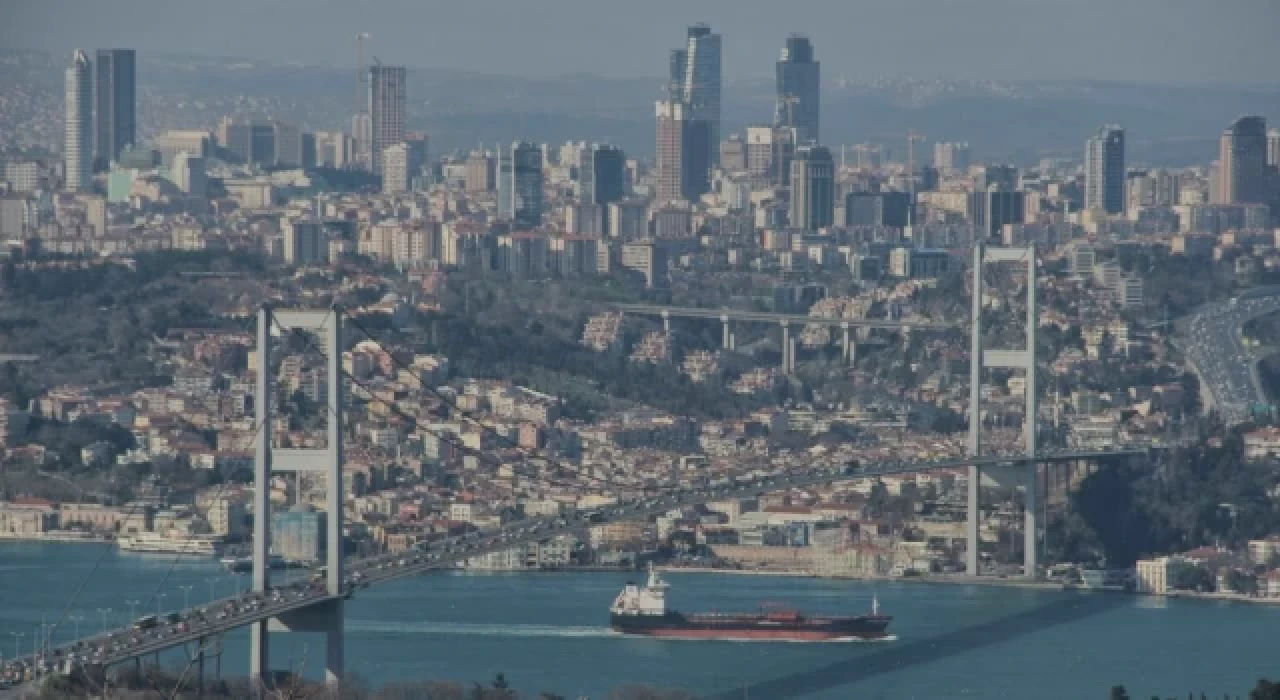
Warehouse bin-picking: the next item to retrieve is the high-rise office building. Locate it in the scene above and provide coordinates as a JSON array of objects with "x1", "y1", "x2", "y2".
[
  {"x1": 498, "y1": 141, "x2": 543, "y2": 229},
  {"x1": 845, "y1": 192, "x2": 911, "y2": 228},
  {"x1": 1268, "y1": 128, "x2": 1280, "y2": 169},
  {"x1": 775, "y1": 34, "x2": 820, "y2": 143},
  {"x1": 582, "y1": 144, "x2": 626, "y2": 207},
  {"x1": 93, "y1": 49, "x2": 136, "y2": 170},
  {"x1": 64, "y1": 50, "x2": 92, "y2": 192},
  {"x1": 655, "y1": 100, "x2": 711, "y2": 204},
  {"x1": 670, "y1": 24, "x2": 721, "y2": 166},
  {"x1": 789, "y1": 145, "x2": 834, "y2": 230},
  {"x1": 969, "y1": 185, "x2": 1026, "y2": 239},
  {"x1": 1218, "y1": 116, "x2": 1268, "y2": 204},
  {"x1": 216, "y1": 117, "x2": 303, "y2": 167},
  {"x1": 367, "y1": 63, "x2": 407, "y2": 174},
  {"x1": 1085, "y1": 125, "x2": 1125, "y2": 214},
  {"x1": 745, "y1": 125, "x2": 796, "y2": 185},
  {"x1": 464, "y1": 151, "x2": 495, "y2": 193}
]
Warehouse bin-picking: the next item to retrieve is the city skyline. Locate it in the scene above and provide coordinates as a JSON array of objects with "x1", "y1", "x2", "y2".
[{"x1": 5, "y1": 0, "x2": 1280, "y2": 85}]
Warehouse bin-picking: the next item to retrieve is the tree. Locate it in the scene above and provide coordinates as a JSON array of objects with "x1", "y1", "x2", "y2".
[
  {"x1": 1253, "y1": 679, "x2": 1280, "y2": 700},
  {"x1": 1167, "y1": 560, "x2": 1213, "y2": 592}
]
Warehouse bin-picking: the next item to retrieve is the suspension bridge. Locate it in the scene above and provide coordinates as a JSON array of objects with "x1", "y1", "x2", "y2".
[{"x1": 1, "y1": 243, "x2": 1184, "y2": 692}]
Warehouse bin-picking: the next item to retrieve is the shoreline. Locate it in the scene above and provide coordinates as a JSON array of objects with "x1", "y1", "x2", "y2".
[
  {"x1": 0, "y1": 532, "x2": 112, "y2": 544},
  {"x1": 8, "y1": 540, "x2": 1278, "y2": 607},
  {"x1": 659, "y1": 565, "x2": 1280, "y2": 605}
]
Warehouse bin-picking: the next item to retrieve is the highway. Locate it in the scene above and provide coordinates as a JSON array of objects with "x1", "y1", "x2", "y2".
[
  {"x1": 0, "y1": 445, "x2": 1156, "y2": 687},
  {"x1": 1184, "y1": 290, "x2": 1280, "y2": 425},
  {"x1": 613, "y1": 303, "x2": 957, "y2": 330}
]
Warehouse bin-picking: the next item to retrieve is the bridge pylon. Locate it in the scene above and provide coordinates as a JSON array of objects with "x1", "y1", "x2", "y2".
[
  {"x1": 967, "y1": 243, "x2": 1039, "y2": 579},
  {"x1": 252, "y1": 306, "x2": 345, "y2": 691}
]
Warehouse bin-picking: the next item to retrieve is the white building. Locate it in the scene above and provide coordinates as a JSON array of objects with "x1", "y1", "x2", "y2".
[
  {"x1": 1135, "y1": 556, "x2": 1174, "y2": 594},
  {"x1": 64, "y1": 50, "x2": 93, "y2": 192},
  {"x1": 172, "y1": 151, "x2": 207, "y2": 196}
]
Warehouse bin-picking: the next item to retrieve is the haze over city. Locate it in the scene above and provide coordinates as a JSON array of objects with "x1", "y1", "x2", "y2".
[{"x1": 4, "y1": 0, "x2": 1280, "y2": 83}]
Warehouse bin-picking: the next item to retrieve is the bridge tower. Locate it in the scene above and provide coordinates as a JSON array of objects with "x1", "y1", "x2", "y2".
[
  {"x1": 252, "y1": 306, "x2": 345, "y2": 690},
  {"x1": 967, "y1": 244, "x2": 1038, "y2": 579}
]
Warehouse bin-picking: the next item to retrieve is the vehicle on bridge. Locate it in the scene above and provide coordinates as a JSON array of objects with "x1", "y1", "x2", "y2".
[{"x1": 132, "y1": 614, "x2": 159, "y2": 631}]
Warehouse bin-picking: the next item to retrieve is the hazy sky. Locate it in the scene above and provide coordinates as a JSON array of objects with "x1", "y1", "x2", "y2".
[{"x1": 3, "y1": 0, "x2": 1279, "y2": 84}]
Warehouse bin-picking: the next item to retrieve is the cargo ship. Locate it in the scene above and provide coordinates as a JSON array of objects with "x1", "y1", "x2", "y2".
[{"x1": 609, "y1": 565, "x2": 891, "y2": 641}]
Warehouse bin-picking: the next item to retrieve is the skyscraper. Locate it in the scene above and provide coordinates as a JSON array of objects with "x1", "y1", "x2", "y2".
[
  {"x1": 64, "y1": 50, "x2": 92, "y2": 192},
  {"x1": 672, "y1": 24, "x2": 721, "y2": 167},
  {"x1": 582, "y1": 144, "x2": 626, "y2": 207},
  {"x1": 498, "y1": 141, "x2": 543, "y2": 229},
  {"x1": 1085, "y1": 125, "x2": 1125, "y2": 214},
  {"x1": 583, "y1": 144, "x2": 626, "y2": 232},
  {"x1": 1268, "y1": 128, "x2": 1280, "y2": 168},
  {"x1": 789, "y1": 145, "x2": 834, "y2": 230},
  {"x1": 1218, "y1": 116, "x2": 1268, "y2": 204},
  {"x1": 655, "y1": 99, "x2": 710, "y2": 204},
  {"x1": 775, "y1": 34, "x2": 820, "y2": 143},
  {"x1": 367, "y1": 63, "x2": 406, "y2": 174},
  {"x1": 93, "y1": 49, "x2": 136, "y2": 170}
]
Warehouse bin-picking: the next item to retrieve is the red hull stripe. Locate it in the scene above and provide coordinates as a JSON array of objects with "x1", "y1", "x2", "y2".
[{"x1": 613, "y1": 627, "x2": 886, "y2": 641}]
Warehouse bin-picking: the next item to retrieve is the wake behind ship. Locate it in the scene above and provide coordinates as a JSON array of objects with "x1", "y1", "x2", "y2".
[{"x1": 610, "y1": 565, "x2": 891, "y2": 642}]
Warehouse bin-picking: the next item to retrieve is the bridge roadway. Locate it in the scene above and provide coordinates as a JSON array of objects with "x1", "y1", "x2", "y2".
[
  {"x1": 613, "y1": 303, "x2": 958, "y2": 331},
  {"x1": 1, "y1": 446, "x2": 1153, "y2": 685}
]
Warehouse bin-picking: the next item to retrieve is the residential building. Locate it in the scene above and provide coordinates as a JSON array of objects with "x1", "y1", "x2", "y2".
[
  {"x1": 206, "y1": 498, "x2": 246, "y2": 536},
  {"x1": 464, "y1": 151, "x2": 495, "y2": 193},
  {"x1": 64, "y1": 50, "x2": 92, "y2": 191},
  {"x1": 719, "y1": 134, "x2": 746, "y2": 171},
  {"x1": 368, "y1": 63, "x2": 407, "y2": 174},
  {"x1": 745, "y1": 124, "x2": 796, "y2": 185},
  {"x1": 1085, "y1": 125, "x2": 1125, "y2": 214},
  {"x1": 1119, "y1": 274, "x2": 1144, "y2": 309},
  {"x1": 889, "y1": 248, "x2": 949, "y2": 279},
  {"x1": 272, "y1": 505, "x2": 326, "y2": 562},
  {"x1": 789, "y1": 144, "x2": 834, "y2": 230},
  {"x1": 620, "y1": 242, "x2": 669, "y2": 289},
  {"x1": 283, "y1": 218, "x2": 326, "y2": 266},
  {"x1": 153, "y1": 130, "x2": 212, "y2": 167},
  {"x1": 2, "y1": 162, "x2": 39, "y2": 193},
  {"x1": 94, "y1": 49, "x2": 136, "y2": 170},
  {"x1": 933, "y1": 142, "x2": 971, "y2": 172},
  {"x1": 171, "y1": 151, "x2": 206, "y2": 196},
  {"x1": 382, "y1": 141, "x2": 426, "y2": 194},
  {"x1": 775, "y1": 34, "x2": 820, "y2": 142}
]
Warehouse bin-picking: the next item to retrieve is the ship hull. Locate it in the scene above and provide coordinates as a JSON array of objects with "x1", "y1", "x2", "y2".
[{"x1": 611, "y1": 612, "x2": 891, "y2": 642}]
